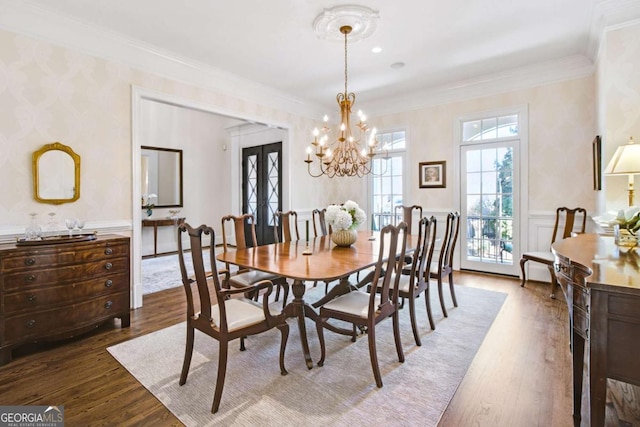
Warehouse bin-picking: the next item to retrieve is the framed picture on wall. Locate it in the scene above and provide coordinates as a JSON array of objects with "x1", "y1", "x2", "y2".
[
  {"x1": 419, "y1": 161, "x2": 446, "y2": 188},
  {"x1": 593, "y1": 135, "x2": 601, "y2": 191}
]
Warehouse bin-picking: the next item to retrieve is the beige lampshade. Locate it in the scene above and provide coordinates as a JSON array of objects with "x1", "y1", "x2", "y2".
[{"x1": 604, "y1": 137, "x2": 640, "y2": 175}]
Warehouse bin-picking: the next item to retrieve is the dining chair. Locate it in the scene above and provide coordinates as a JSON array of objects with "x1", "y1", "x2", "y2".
[
  {"x1": 273, "y1": 210, "x2": 300, "y2": 243},
  {"x1": 394, "y1": 205, "x2": 423, "y2": 234},
  {"x1": 315, "y1": 222, "x2": 408, "y2": 388},
  {"x1": 430, "y1": 211, "x2": 460, "y2": 318},
  {"x1": 373, "y1": 216, "x2": 437, "y2": 345},
  {"x1": 221, "y1": 214, "x2": 289, "y2": 306},
  {"x1": 176, "y1": 222, "x2": 289, "y2": 414},
  {"x1": 312, "y1": 208, "x2": 331, "y2": 237},
  {"x1": 520, "y1": 207, "x2": 587, "y2": 298},
  {"x1": 312, "y1": 208, "x2": 333, "y2": 293}
]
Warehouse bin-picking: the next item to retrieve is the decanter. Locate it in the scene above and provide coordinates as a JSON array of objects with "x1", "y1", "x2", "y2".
[
  {"x1": 24, "y1": 213, "x2": 42, "y2": 240},
  {"x1": 44, "y1": 212, "x2": 59, "y2": 238}
]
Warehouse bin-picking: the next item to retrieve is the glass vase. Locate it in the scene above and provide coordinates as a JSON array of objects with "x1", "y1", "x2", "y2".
[{"x1": 614, "y1": 224, "x2": 638, "y2": 247}]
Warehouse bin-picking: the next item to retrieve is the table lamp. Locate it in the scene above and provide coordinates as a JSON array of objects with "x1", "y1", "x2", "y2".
[{"x1": 604, "y1": 136, "x2": 640, "y2": 206}]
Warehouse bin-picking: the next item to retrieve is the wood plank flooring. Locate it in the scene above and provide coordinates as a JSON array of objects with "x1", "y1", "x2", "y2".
[{"x1": 0, "y1": 272, "x2": 637, "y2": 426}]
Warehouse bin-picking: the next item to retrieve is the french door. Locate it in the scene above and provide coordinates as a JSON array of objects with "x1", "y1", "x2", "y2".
[
  {"x1": 242, "y1": 142, "x2": 282, "y2": 245},
  {"x1": 460, "y1": 140, "x2": 520, "y2": 275}
]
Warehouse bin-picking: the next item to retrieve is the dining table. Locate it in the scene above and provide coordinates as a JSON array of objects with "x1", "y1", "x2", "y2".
[{"x1": 217, "y1": 230, "x2": 415, "y2": 369}]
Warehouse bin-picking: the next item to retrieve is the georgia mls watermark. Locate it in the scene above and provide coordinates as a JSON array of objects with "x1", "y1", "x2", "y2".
[{"x1": 0, "y1": 406, "x2": 64, "y2": 427}]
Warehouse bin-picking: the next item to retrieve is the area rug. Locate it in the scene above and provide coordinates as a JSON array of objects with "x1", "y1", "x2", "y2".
[{"x1": 108, "y1": 285, "x2": 506, "y2": 426}]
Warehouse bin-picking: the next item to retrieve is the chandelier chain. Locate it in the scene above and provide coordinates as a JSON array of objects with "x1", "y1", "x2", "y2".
[{"x1": 344, "y1": 27, "x2": 348, "y2": 95}]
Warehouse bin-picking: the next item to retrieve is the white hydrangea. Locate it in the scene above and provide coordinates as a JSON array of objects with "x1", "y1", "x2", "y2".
[{"x1": 325, "y1": 201, "x2": 367, "y2": 231}]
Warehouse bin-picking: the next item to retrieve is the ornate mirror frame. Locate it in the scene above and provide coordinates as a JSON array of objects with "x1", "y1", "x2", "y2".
[{"x1": 32, "y1": 142, "x2": 81, "y2": 204}]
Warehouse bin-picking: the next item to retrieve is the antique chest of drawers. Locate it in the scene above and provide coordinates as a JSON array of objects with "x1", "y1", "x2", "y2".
[{"x1": 0, "y1": 234, "x2": 130, "y2": 365}]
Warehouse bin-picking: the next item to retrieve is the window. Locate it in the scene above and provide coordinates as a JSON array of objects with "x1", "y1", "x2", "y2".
[
  {"x1": 458, "y1": 109, "x2": 526, "y2": 276},
  {"x1": 370, "y1": 130, "x2": 406, "y2": 231}
]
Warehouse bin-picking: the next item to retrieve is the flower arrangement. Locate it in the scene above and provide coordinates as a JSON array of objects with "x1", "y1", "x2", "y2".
[
  {"x1": 611, "y1": 207, "x2": 640, "y2": 234},
  {"x1": 142, "y1": 193, "x2": 157, "y2": 217},
  {"x1": 325, "y1": 200, "x2": 367, "y2": 231}
]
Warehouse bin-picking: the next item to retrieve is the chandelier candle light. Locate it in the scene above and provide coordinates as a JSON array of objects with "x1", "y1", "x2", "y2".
[{"x1": 305, "y1": 25, "x2": 387, "y2": 178}]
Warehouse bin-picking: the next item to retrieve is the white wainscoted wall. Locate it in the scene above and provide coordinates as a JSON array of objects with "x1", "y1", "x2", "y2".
[{"x1": 523, "y1": 211, "x2": 596, "y2": 282}]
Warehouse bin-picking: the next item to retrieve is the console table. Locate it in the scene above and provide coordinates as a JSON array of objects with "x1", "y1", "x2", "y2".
[
  {"x1": 142, "y1": 217, "x2": 185, "y2": 257},
  {"x1": 552, "y1": 233, "x2": 640, "y2": 426}
]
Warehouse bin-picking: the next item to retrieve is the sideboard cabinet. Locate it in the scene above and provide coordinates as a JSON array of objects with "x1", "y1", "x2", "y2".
[
  {"x1": 552, "y1": 234, "x2": 640, "y2": 426},
  {"x1": 0, "y1": 234, "x2": 130, "y2": 365}
]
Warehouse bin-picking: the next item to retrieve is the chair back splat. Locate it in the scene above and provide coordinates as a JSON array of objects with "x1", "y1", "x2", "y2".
[
  {"x1": 520, "y1": 207, "x2": 587, "y2": 298},
  {"x1": 274, "y1": 210, "x2": 300, "y2": 243},
  {"x1": 177, "y1": 222, "x2": 290, "y2": 414},
  {"x1": 394, "y1": 205, "x2": 423, "y2": 234},
  {"x1": 312, "y1": 208, "x2": 330, "y2": 237}
]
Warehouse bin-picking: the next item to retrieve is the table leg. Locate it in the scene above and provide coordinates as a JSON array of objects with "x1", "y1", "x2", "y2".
[
  {"x1": 283, "y1": 278, "x2": 361, "y2": 369},
  {"x1": 283, "y1": 279, "x2": 315, "y2": 369},
  {"x1": 153, "y1": 224, "x2": 159, "y2": 257}
]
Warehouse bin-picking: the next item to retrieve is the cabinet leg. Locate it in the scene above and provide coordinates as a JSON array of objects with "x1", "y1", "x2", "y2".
[
  {"x1": 572, "y1": 333, "x2": 585, "y2": 427},
  {"x1": 120, "y1": 314, "x2": 131, "y2": 328}
]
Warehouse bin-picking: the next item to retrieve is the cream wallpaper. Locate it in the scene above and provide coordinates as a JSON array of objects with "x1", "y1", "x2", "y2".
[
  {"x1": 599, "y1": 22, "x2": 640, "y2": 212},
  {"x1": 329, "y1": 76, "x2": 597, "y2": 215},
  {"x1": 0, "y1": 28, "x2": 322, "y2": 239}
]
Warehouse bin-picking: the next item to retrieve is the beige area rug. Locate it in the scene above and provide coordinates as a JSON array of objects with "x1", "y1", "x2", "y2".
[{"x1": 108, "y1": 285, "x2": 506, "y2": 427}]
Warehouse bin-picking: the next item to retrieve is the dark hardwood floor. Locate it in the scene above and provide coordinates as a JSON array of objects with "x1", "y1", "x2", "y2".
[{"x1": 1, "y1": 272, "x2": 638, "y2": 426}]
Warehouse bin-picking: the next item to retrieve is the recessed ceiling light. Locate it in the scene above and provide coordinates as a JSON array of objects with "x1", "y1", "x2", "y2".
[
  {"x1": 371, "y1": 46, "x2": 382, "y2": 53},
  {"x1": 390, "y1": 62, "x2": 405, "y2": 69}
]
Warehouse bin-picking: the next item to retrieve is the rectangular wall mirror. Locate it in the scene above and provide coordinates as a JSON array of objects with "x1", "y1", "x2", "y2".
[{"x1": 141, "y1": 146, "x2": 183, "y2": 208}]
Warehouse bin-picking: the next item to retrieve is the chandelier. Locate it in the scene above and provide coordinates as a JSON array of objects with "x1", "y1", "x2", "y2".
[{"x1": 305, "y1": 25, "x2": 387, "y2": 178}]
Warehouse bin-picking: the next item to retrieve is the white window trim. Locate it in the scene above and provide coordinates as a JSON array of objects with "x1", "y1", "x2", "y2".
[
  {"x1": 453, "y1": 104, "x2": 529, "y2": 271},
  {"x1": 367, "y1": 127, "x2": 409, "y2": 224}
]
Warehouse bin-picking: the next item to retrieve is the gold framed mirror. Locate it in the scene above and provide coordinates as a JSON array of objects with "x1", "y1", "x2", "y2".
[{"x1": 33, "y1": 142, "x2": 81, "y2": 204}]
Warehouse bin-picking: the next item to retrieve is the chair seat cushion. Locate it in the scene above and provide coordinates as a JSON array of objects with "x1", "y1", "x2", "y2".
[
  {"x1": 375, "y1": 274, "x2": 411, "y2": 294},
  {"x1": 229, "y1": 270, "x2": 279, "y2": 288},
  {"x1": 522, "y1": 251, "x2": 554, "y2": 264},
  {"x1": 211, "y1": 298, "x2": 266, "y2": 332},
  {"x1": 322, "y1": 290, "x2": 379, "y2": 318}
]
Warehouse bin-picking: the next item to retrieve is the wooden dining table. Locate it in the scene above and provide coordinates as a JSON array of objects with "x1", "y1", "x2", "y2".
[{"x1": 217, "y1": 230, "x2": 415, "y2": 369}]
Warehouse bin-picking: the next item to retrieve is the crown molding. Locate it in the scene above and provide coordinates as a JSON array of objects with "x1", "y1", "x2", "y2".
[
  {"x1": 365, "y1": 54, "x2": 595, "y2": 116},
  {"x1": 2, "y1": 0, "x2": 638, "y2": 121},
  {"x1": 0, "y1": 0, "x2": 324, "y2": 120},
  {"x1": 587, "y1": 0, "x2": 640, "y2": 64}
]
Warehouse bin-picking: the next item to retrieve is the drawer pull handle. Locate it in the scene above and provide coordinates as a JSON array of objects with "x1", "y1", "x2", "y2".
[
  {"x1": 27, "y1": 295, "x2": 36, "y2": 303},
  {"x1": 105, "y1": 262, "x2": 113, "y2": 270},
  {"x1": 105, "y1": 248, "x2": 113, "y2": 255},
  {"x1": 25, "y1": 258, "x2": 36, "y2": 266},
  {"x1": 26, "y1": 320, "x2": 36, "y2": 329},
  {"x1": 105, "y1": 279, "x2": 113, "y2": 288},
  {"x1": 25, "y1": 274, "x2": 36, "y2": 282},
  {"x1": 104, "y1": 301, "x2": 113, "y2": 309}
]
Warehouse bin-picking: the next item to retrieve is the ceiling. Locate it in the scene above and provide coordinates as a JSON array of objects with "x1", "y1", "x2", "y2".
[{"x1": 12, "y1": 1, "x2": 640, "y2": 114}]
